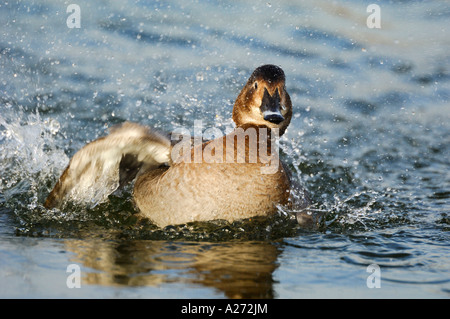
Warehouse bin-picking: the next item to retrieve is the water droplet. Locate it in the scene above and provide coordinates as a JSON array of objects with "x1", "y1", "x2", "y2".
[
  {"x1": 195, "y1": 72, "x2": 204, "y2": 81},
  {"x1": 46, "y1": 119, "x2": 60, "y2": 135}
]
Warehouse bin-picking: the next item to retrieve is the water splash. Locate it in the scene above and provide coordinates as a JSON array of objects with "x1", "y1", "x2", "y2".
[
  {"x1": 0, "y1": 105, "x2": 406, "y2": 238},
  {"x1": 278, "y1": 135, "x2": 406, "y2": 232},
  {"x1": 0, "y1": 106, "x2": 68, "y2": 216},
  {"x1": 0, "y1": 107, "x2": 303, "y2": 239}
]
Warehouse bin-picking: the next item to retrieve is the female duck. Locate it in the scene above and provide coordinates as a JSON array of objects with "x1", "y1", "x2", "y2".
[{"x1": 45, "y1": 64, "x2": 310, "y2": 227}]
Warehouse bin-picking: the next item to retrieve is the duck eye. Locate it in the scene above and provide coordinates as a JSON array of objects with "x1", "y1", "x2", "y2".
[{"x1": 254, "y1": 82, "x2": 258, "y2": 90}]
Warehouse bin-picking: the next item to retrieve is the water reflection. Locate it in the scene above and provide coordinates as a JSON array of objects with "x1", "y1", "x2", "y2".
[{"x1": 65, "y1": 239, "x2": 281, "y2": 298}]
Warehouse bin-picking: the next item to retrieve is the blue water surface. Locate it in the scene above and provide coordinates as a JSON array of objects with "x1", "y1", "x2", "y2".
[{"x1": 0, "y1": 0, "x2": 449, "y2": 298}]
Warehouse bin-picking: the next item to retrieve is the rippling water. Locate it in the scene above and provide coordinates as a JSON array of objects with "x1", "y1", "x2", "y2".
[{"x1": 1, "y1": 0, "x2": 449, "y2": 298}]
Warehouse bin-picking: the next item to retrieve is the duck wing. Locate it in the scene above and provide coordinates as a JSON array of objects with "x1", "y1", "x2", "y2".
[{"x1": 44, "y1": 122, "x2": 171, "y2": 209}]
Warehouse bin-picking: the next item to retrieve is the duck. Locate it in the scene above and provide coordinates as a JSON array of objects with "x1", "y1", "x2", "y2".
[{"x1": 44, "y1": 64, "x2": 311, "y2": 227}]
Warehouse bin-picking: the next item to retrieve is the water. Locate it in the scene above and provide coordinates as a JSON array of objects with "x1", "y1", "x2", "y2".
[{"x1": 1, "y1": 0, "x2": 449, "y2": 298}]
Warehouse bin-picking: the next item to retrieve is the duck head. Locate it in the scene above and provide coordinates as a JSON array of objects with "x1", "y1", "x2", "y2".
[{"x1": 232, "y1": 64, "x2": 292, "y2": 136}]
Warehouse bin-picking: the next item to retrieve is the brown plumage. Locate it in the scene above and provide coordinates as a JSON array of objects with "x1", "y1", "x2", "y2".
[{"x1": 45, "y1": 65, "x2": 311, "y2": 227}]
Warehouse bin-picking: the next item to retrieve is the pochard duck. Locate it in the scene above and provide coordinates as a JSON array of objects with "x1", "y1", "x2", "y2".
[{"x1": 45, "y1": 64, "x2": 311, "y2": 227}]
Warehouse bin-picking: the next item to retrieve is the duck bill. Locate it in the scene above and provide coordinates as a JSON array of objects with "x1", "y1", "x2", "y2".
[{"x1": 261, "y1": 88, "x2": 284, "y2": 124}]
